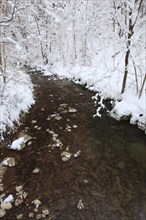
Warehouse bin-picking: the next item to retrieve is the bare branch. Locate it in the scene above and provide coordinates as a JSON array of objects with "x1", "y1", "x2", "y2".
[
  {"x1": 132, "y1": 0, "x2": 143, "y2": 29},
  {"x1": 0, "y1": 6, "x2": 16, "y2": 24}
]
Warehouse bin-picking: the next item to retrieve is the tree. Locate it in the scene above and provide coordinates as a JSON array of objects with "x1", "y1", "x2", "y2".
[{"x1": 112, "y1": 0, "x2": 144, "y2": 94}]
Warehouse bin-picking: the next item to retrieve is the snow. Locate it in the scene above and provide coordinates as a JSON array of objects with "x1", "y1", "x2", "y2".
[
  {"x1": 0, "y1": 70, "x2": 35, "y2": 135},
  {"x1": 110, "y1": 89, "x2": 146, "y2": 130}
]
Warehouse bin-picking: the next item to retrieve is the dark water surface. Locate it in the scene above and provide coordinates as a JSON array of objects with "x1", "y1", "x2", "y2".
[{"x1": 0, "y1": 72, "x2": 146, "y2": 220}]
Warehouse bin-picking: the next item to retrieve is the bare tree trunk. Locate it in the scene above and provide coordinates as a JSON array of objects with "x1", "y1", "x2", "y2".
[
  {"x1": 121, "y1": 48, "x2": 130, "y2": 94},
  {"x1": 121, "y1": 6, "x2": 133, "y2": 94},
  {"x1": 139, "y1": 74, "x2": 146, "y2": 98},
  {"x1": 130, "y1": 53, "x2": 139, "y2": 93},
  {"x1": 71, "y1": 2, "x2": 77, "y2": 66},
  {"x1": 72, "y1": 18, "x2": 77, "y2": 65},
  {"x1": 35, "y1": 16, "x2": 47, "y2": 64},
  {"x1": 83, "y1": 0, "x2": 88, "y2": 66},
  {"x1": 113, "y1": 0, "x2": 143, "y2": 94}
]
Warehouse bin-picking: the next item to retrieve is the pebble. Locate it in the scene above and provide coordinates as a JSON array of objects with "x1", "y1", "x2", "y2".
[
  {"x1": 0, "y1": 209, "x2": 6, "y2": 217},
  {"x1": 16, "y1": 214, "x2": 23, "y2": 219},
  {"x1": 84, "y1": 179, "x2": 88, "y2": 184},
  {"x1": 15, "y1": 199, "x2": 21, "y2": 206},
  {"x1": 68, "y1": 108, "x2": 77, "y2": 113},
  {"x1": 61, "y1": 110, "x2": 68, "y2": 114},
  {"x1": 42, "y1": 214, "x2": 46, "y2": 218},
  {"x1": 33, "y1": 168, "x2": 40, "y2": 174},
  {"x1": 28, "y1": 141, "x2": 32, "y2": 146},
  {"x1": 77, "y1": 199, "x2": 84, "y2": 209},
  {"x1": 36, "y1": 214, "x2": 41, "y2": 219},
  {"x1": 0, "y1": 184, "x2": 4, "y2": 192},
  {"x1": 66, "y1": 128, "x2": 71, "y2": 132},
  {"x1": 16, "y1": 185, "x2": 23, "y2": 192},
  {"x1": 66, "y1": 125, "x2": 71, "y2": 132},
  {"x1": 28, "y1": 212, "x2": 34, "y2": 218},
  {"x1": 59, "y1": 103, "x2": 67, "y2": 107},
  {"x1": 61, "y1": 151, "x2": 72, "y2": 159},
  {"x1": 23, "y1": 192, "x2": 28, "y2": 199},
  {"x1": 0, "y1": 202, "x2": 12, "y2": 210},
  {"x1": 74, "y1": 151, "x2": 81, "y2": 158},
  {"x1": 0, "y1": 193, "x2": 5, "y2": 200},
  {"x1": 73, "y1": 125, "x2": 78, "y2": 129},
  {"x1": 62, "y1": 157, "x2": 69, "y2": 162},
  {"x1": 42, "y1": 209, "x2": 49, "y2": 216},
  {"x1": 32, "y1": 199, "x2": 41, "y2": 207},
  {"x1": 31, "y1": 120, "x2": 37, "y2": 124},
  {"x1": 54, "y1": 116, "x2": 62, "y2": 120},
  {"x1": 34, "y1": 208, "x2": 38, "y2": 212}
]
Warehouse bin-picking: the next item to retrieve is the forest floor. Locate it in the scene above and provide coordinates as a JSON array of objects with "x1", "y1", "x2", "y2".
[{"x1": 0, "y1": 72, "x2": 146, "y2": 220}]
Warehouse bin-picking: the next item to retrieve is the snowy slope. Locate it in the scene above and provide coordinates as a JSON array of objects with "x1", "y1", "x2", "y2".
[{"x1": 0, "y1": 70, "x2": 35, "y2": 135}]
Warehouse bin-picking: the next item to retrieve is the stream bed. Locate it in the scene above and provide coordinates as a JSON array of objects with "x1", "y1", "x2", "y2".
[{"x1": 0, "y1": 72, "x2": 146, "y2": 220}]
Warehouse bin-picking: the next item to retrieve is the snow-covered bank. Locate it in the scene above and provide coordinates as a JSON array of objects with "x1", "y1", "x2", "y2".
[
  {"x1": 43, "y1": 63, "x2": 146, "y2": 132},
  {"x1": 0, "y1": 70, "x2": 35, "y2": 135},
  {"x1": 110, "y1": 89, "x2": 145, "y2": 131}
]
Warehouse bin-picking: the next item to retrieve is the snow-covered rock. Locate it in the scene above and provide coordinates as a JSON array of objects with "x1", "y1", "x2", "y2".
[
  {"x1": 3, "y1": 194, "x2": 14, "y2": 203},
  {"x1": 2, "y1": 157, "x2": 15, "y2": 167},
  {"x1": 10, "y1": 134, "x2": 32, "y2": 151}
]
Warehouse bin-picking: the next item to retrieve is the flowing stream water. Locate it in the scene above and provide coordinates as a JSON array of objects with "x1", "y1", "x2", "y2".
[{"x1": 0, "y1": 72, "x2": 145, "y2": 220}]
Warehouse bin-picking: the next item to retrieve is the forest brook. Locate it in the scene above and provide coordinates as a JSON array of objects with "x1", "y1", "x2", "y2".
[{"x1": 0, "y1": 72, "x2": 145, "y2": 220}]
